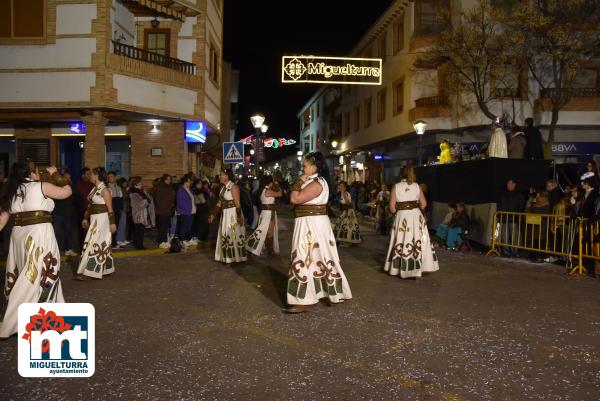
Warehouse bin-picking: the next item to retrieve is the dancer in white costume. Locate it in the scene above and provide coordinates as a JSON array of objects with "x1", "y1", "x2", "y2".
[
  {"x1": 209, "y1": 169, "x2": 247, "y2": 264},
  {"x1": 286, "y1": 152, "x2": 352, "y2": 313},
  {"x1": 76, "y1": 167, "x2": 117, "y2": 280},
  {"x1": 0, "y1": 163, "x2": 72, "y2": 338},
  {"x1": 246, "y1": 175, "x2": 282, "y2": 256},
  {"x1": 384, "y1": 166, "x2": 439, "y2": 279},
  {"x1": 488, "y1": 125, "x2": 508, "y2": 158},
  {"x1": 334, "y1": 181, "x2": 362, "y2": 244}
]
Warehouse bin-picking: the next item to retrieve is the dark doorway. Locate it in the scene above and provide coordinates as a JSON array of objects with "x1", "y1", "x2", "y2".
[{"x1": 59, "y1": 137, "x2": 84, "y2": 180}]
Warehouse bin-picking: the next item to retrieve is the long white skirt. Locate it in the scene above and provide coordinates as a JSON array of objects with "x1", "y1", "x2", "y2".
[
  {"x1": 246, "y1": 210, "x2": 279, "y2": 256},
  {"x1": 334, "y1": 209, "x2": 362, "y2": 243},
  {"x1": 384, "y1": 209, "x2": 439, "y2": 278},
  {"x1": 287, "y1": 215, "x2": 352, "y2": 305},
  {"x1": 0, "y1": 223, "x2": 65, "y2": 337},
  {"x1": 215, "y1": 207, "x2": 247, "y2": 263},
  {"x1": 77, "y1": 212, "x2": 114, "y2": 279}
]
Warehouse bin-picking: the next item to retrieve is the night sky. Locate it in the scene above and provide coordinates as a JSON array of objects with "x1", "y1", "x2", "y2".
[{"x1": 223, "y1": 1, "x2": 394, "y2": 159}]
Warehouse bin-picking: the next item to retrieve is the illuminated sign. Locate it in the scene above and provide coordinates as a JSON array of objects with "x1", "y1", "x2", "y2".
[
  {"x1": 240, "y1": 135, "x2": 297, "y2": 149},
  {"x1": 70, "y1": 123, "x2": 86, "y2": 134},
  {"x1": 282, "y1": 56, "x2": 382, "y2": 85},
  {"x1": 185, "y1": 121, "x2": 206, "y2": 143}
]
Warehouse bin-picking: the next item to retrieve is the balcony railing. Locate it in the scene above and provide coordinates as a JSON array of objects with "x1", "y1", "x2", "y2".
[
  {"x1": 112, "y1": 41, "x2": 196, "y2": 75},
  {"x1": 540, "y1": 87, "x2": 600, "y2": 98},
  {"x1": 415, "y1": 95, "x2": 448, "y2": 107}
]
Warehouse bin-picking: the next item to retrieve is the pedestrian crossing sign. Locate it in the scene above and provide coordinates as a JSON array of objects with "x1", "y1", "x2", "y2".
[{"x1": 223, "y1": 142, "x2": 244, "y2": 164}]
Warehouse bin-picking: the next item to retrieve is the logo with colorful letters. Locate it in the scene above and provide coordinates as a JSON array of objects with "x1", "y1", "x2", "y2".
[{"x1": 18, "y1": 303, "x2": 95, "y2": 377}]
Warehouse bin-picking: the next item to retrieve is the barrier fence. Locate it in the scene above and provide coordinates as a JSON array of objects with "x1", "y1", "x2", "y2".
[{"x1": 487, "y1": 211, "x2": 600, "y2": 275}]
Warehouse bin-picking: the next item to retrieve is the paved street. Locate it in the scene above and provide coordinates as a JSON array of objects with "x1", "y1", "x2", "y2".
[{"x1": 1, "y1": 211, "x2": 600, "y2": 401}]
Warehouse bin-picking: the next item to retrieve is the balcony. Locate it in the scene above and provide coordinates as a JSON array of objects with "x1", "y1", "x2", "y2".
[
  {"x1": 108, "y1": 41, "x2": 201, "y2": 90},
  {"x1": 409, "y1": 95, "x2": 451, "y2": 121},
  {"x1": 536, "y1": 87, "x2": 600, "y2": 112},
  {"x1": 113, "y1": 41, "x2": 195, "y2": 75}
]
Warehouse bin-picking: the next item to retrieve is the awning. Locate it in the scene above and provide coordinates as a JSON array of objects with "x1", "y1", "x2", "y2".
[{"x1": 120, "y1": 0, "x2": 201, "y2": 21}]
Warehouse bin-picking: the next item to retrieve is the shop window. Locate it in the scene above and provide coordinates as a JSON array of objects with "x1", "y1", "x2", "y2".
[
  {"x1": 209, "y1": 40, "x2": 220, "y2": 85},
  {"x1": 0, "y1": 0, "x2": 45, "y2": 39}
]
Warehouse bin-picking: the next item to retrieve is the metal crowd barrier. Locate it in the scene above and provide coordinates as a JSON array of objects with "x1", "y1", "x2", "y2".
[{"x1": 486, "y1": 211, "x2": 600, "y2": 275}]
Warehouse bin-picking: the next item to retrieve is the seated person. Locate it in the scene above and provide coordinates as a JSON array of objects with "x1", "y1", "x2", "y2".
[
  {"x1": 436, "y1": 203, "x2": 457, "y2": 241},
  {"x1": 438, "y1": 203, "x2": 470, "y2": 250}
]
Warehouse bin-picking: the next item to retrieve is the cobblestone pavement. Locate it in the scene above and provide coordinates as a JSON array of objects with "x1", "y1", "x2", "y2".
[{"x1": 1, "y1": 211, "x2": 599, "y2": 401}]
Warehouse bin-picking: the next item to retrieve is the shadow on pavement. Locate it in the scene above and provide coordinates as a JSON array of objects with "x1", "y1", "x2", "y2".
[{"x1": 232, "y1": 255, "x2": 289, "y2": 307}]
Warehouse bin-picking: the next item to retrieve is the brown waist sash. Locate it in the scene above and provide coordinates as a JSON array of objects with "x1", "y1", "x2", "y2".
[
  {"x1": 262, "y1": 204, "x2": 277, "y2": 211},
  {"x1": 89, "y1": 204, "x2": 108, "y2": 214},
  {"x1": 222, "y1": 200, "x2": 236, "y2": 209},
  {"x1": 14, "y1": 211, "x2": 52, "y2": 226},
  {"x1": 294, "y1": 204, "x2": 328, "y2": 218},
  {"x1": 396, "y1": 201, "x2": 419, "y2": 210}
]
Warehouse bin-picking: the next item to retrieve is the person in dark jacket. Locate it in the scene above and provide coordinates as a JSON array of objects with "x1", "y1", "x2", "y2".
[
  {"x1": 546, "y1": 179, "x2": 563, "y2": 211},
  {"x1": 52, "y1": 172, "x2": 77, "y2": 256},
  {"x1": 107, "y1": 171, "x2": 123, "y2": 248},
  {"x1": 153, "y1": 174, "x2": 175, "y2": 248},
  {"x1": 176, "y1": 176, "x2": 195, "y2": 245},
  {"x1": 497, "y1": 179, "x2": 525, "y2": 257},
  {"x1": 523, "y1": 118, "x2": 544, "y2": 160},
  {"x1": 74, "y1": 167, "x2": 94, "y2": 248}
]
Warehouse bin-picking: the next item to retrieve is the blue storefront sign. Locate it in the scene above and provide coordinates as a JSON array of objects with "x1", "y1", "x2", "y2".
[
  {"x1": 70, "y1": 123, "x2": 86, "y2": 134},
  {"x1": 551, "y1": 142, "x2": 600, "y2": 155},
  {"x1": 185, "y1": 121, "x2": 206, "y2": 143}
]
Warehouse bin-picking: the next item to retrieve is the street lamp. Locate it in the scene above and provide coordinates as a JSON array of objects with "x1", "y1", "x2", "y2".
[
  {"x1": 250, "y1": 113, "x2": 265, "y2": 130},
  {"x1": 250, "y1": 149, "x2": 255, "y2": 155},
  {"x1": 413, "y1": 120, "x2": 427, "y2": 166},
  {"x1": 331, "y1": 140, "x2": 338, "y2": 149},
  {"x1": 260, "y1": 124, "x2": 269, "y2": 134}
]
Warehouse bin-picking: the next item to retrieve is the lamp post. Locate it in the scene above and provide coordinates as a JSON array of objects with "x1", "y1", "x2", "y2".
[
  {"x1": 413, "y1": 120, "x2": 427, "y2": 166},
  {"x1": 250, "y1": 113, "x2": 266, "y2": 176}
]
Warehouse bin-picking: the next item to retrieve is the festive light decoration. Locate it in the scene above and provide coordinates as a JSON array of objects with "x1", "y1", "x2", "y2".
[{"x1": 240, "y1": 135, "x2": 297, "y2": 149}]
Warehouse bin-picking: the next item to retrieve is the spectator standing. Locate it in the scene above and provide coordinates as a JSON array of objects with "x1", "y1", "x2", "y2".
[
  {"x1": 584, "y1": 161, "x2": 599, "y2": 192},
  {"x1": 107, "y1": 171, "x2": 123, "y2": 248},
  {"x1": 52, "y1": 172, "x2": 77, "y2": 256},
  {"x1": 115, "y1": 177, "x2": 130, "y2": 247},
  {"x1": 129, "y1": 177, "x2": 154, "y2": 250},
  {"x1": 176, "y1": 176, "x2": 195, "y2": 246},
  {"x1": 546, "y1": 179, "x2": 563, "y2": 211},
  {"x1": 523, "y1": 118, "x2": 544, "y2": 160},
  {"x1": 497, "y1": 179, "x2": 525, "y2": 257},
  {"x1": 153, "y1": 174, "x2": 175, "y2": 249},
  {"x1": 74, "y1": 167, "x2": 94, "y2": 248}
]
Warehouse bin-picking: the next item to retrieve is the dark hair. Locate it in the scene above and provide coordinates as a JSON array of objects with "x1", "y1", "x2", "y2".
[
  {"x1": 400, "y1": 165, "x2": 416, "y2": 185},
  {"x1": 305, "y1": 151, "x2": 331, "y2": 191},
  {"x1": 92, "y1": 167, "x2": 107, "y2": 185},
  {"x1": 107, "y1": 171, "x2": 117, "y2": 176},
  {"x1": 525, "y1": 118, "x2": 534, "y2": 126},
  {"x1": 192, "y1": 178, "x2": 202, "y2": 188},
  {"x1": 221, "y1": 169, "x2": 236, "y2": 182},
  {"x1": 81, "y1": 167, "x2": 90, "y2": 175},
  {"x1": 117, "y1": 177, "x2": 128, "y2": 188},
  {"x1": 161, "y1": 174, "x2": 170, "y2": 183},
  {"x1": 588, "y1": 160, "x2": 599, "y2": 174},
  {"x1": 181, "y1": 176, "x2": 191, "y2": 185},
  {"x1": 0, "y1": 162, "x2": 32, "y2": 213}
]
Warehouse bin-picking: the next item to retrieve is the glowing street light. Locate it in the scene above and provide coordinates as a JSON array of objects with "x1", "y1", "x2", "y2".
[
  {"x1": 413, "y1": 120, "x2": 427, "y2": 166},
  {"x1": 250, "y1": 113, "x2": 265, "y2": 129},
  {"x1": 260, "y1": 124, "x2": 269, "y2": 133},
  {"x1": 331, "y1": 140, "x2": 338, "y2": 149},
  {"x1": 250, "y1": 149, "x2": 255, "y2": 155}
]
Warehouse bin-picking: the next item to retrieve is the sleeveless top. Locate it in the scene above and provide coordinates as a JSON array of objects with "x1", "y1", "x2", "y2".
[
  {"x1": 301, "y1": 174, "x2": 329, "y2": 205},
  {"x1": 260, "y1": 187, "x2": 275, "y2": 205},
  {"x1": 88, "y1": 182, "x2": 107, "y2": 205},
  {"x1": 220, "y1": 181, "x2": 234, "y2": 201},
  {"x1": 10, "y1": 180, "x2": 55, "y2": 213},
  {"x1": 395, "y1": 180, "x2": 420, "y2": 202}
]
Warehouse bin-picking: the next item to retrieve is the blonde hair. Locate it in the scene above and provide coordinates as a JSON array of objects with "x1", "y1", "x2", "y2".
[{"x1": 400, "y1": 166, "x2": 416, "y2": 185}]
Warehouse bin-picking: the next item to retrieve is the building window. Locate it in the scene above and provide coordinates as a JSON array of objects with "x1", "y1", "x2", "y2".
[
  {"x1": 393, "y1": 79, "x2": 404, "y2": 116},
  {"x1": 209, "y1": 41, "x2": 220, "y2": 85},
  {"x1": 303, "y1": 109, "x2": 311, "y2": 130},
  {"x1": 377, "y1": 89, "x2": 387, "y2": 122},
  {"x1": 353, "y1": 105, "x2": 360, "y2": 132},
  {"x1": 311, "y1": 107, "x2": 315, "y2": 122},
  {"x1": 144, "y1": 29, "x2": 170, "y2": 56},
  {"x1": 572, "y1": 68, "x2": 600, "y2": 88},
  {"x1": 343, "y1": 112, "x2": 350, "y2": 137},
  {"x1": 316, "y1": 102, "x2": 320, "y2": 118},
  {"x1": 0, "y1": 0, "x2": 46, "y2": 39},
  {"x1": 364, "y1": 97, "x2": 372, "y2": 128},
  {"x1": 393, "y1": 18, "x2": 404, "y2": 55},
  {"x1": 414, "y1": 0, "x2": 448, "y2": 35},
  {"x1": 494, "y1": 63, "x2": 526, "y2": 98},
  {"x1": 378, "y1": 34, "x2": 387, "y2": 63}
]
